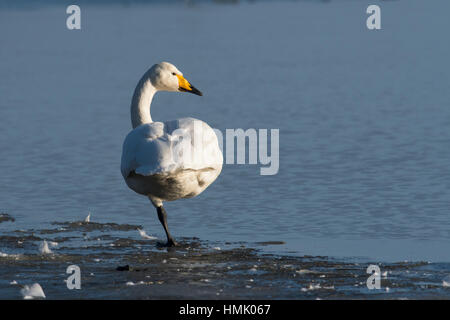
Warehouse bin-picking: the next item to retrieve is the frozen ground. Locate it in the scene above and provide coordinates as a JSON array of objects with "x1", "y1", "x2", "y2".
[{"x1": 1, "y1": 217, "x2": 450, "y2": 299}]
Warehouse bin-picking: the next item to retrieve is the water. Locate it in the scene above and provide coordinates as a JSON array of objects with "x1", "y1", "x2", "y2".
[{"x1": 1, "y1": 0, "x2": 450, "y2": 299}]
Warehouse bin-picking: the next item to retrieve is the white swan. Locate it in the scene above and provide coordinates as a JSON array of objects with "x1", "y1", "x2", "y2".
[{"x1": 121, "y1": 62, "x2": 223, "y2": 246}]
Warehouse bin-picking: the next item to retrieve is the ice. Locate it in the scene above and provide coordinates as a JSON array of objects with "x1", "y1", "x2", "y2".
[
  {"x1": 295, "y1": 269, "x2": 315, "y2": 275},
  {"x1": 301, "y1": 284, "x2": 334, "y2": 292},
  {"x1": 442, "y1": 275, "x2": 450, "y2": 287},
  {"x1": 20, "y1": 283, "x2": 46, "y2": 300},
  {"x1": 39, "y1": 240, "x2": 53, "y2": 255},
  {"x1": 126, "y1": 281, "x2": 145, "y2": 286},
  {"x1": 0, "y1": 251, "x2": 22, "y2": 259}
]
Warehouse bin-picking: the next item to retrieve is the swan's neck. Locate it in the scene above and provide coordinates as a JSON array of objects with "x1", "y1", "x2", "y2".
[{"x1": 130, "y1": 75, "x2": 157, "y2": 129}]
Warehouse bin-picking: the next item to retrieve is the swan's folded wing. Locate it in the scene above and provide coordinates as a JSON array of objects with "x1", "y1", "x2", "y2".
[
  {"x1": 171, "y1": 118, "x2": 223, "y2": 172},
  {"x1": 120, "y1": 122, "x2": 167, "y2": 178},
  {"x1": 121, "y1": 119, "x2": 223, "y2": 178}
]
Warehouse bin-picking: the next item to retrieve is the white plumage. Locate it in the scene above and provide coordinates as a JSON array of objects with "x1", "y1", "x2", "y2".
[
  {"x1": 120, "y1": 62, "x2": 222, "y2": 246},
  {"x1": 121, "y1": 117, "x2": 222, "y2": 201}
]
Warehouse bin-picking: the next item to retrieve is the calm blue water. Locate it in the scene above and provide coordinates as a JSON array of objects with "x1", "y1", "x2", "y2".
[{"x1": 1, "y1": 0, "x2": 450, "y2": 262}]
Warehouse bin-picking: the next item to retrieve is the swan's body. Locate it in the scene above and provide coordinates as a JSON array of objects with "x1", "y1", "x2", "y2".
[
  {"x1": 120, "y1": 62, "x2": 222, "y2": 246},
  {"x1": 121, "y1": 118, "x2": 222, "y2": 200}
]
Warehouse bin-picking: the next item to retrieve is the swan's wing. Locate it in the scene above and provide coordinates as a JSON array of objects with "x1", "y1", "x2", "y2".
[
  {"x1": 120, "y1": 118, "x2": 223, "y2": 179},
  {"x1": 173, "y1": 118, "x2": 223, "y2": 171},
  {"x1": 120, "y1": 122, "x2": 166, "y2": 178}
]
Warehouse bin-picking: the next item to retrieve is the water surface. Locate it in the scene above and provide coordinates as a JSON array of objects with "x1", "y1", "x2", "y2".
[{"x1": 1, "y1": 0, "x2": 450, "y2": 268}]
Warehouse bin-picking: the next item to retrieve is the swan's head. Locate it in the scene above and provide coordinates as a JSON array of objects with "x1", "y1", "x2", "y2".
[{"x1": 149, "y1": 62, "x2": 202, "y2": 96}]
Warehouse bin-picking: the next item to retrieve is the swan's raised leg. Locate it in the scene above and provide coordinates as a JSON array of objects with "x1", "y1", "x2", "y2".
[{"x1": 156, "y1": 206, "x2": 178, "y2": 247}]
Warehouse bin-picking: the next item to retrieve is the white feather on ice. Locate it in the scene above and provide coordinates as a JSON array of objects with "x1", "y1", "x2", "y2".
[{"x1": 137, "y1": 228, "x2": 157, "y2": 240}]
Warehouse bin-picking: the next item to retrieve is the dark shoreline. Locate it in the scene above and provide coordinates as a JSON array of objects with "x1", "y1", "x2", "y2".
[{"x1": 1, "y1": 220, "x2": 449, "y2": 299}]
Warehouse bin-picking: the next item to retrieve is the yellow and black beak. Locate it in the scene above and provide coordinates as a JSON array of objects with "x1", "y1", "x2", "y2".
[{"x1": 177, "y1": 74, "x2": 203, "y2": 96}]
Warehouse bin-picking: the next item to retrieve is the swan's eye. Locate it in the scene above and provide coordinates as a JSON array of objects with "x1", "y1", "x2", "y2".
[{"x1": 172, "y1": 72, "x2": 176, "y2": 76}]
